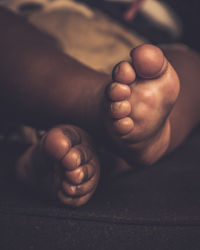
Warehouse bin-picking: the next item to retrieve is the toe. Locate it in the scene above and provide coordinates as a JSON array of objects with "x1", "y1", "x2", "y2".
[
  {"x1": 113, "y1": 117, "x2": 134, "y2": 135},
  {"x1": 60, "y1": 125, "x2": 81, "y2": 145},
  {"x1": 65, "y1": 162, "x2": 96, "y2": 185},
  {"x1": 61, "y1": 174, "x2": 98, "y2": 197},
  {"x1": 113, "y1": 61, "x2": 136, "y2": 84},
  {"x1": 107, "y1": 82, "x2": 131, "y2": 101},
  {"x1": 42, "y1": 126, "x2": 81, "y2": 161},
  {"x1": 58, "y1": 190, "x2": 94, "y2": 207},
  {"x1": 109, "y1": 100, "x2": 131, "y2": 119},
  {"x1": 131, "y1": 44, "x2": 167, "y2": 79},
  {"x1": 61, "y1": 147, "x2": 82, "y2": 170},
  {"x1": 42, "y1": 128, "x2": 71, "y2": 161},
  {"x1": 62, "y1": 144, "x2": 93, "y2": 170}
]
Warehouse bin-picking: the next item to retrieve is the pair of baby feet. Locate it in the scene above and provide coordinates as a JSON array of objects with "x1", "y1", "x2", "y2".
[{"x1": 16, "y1": 44, "x2": 180, "y2": 207}]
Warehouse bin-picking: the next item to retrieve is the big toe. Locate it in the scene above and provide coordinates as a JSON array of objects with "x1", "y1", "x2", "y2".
[
  {"x1": 131, "y1": 44, "x2": 167, "y2": 79},
  {"x1": 42, "y1": 126, "x2": 81, "y2": 161}
]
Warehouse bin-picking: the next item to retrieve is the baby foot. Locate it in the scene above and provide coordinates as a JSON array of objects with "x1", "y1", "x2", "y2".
[
  {"x1": 105, "y1": 44, "x2": 180, "y2": 165},
  {"x1": 16, "y1": 125, "x2": 100, "y2": 207}
]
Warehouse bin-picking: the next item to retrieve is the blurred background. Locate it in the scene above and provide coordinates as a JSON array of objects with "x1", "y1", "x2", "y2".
[{"x1": 79, "y1": 0, "x2": 200, "y2": 51}]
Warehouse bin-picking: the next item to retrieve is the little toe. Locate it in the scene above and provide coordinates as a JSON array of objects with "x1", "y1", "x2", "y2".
[
  {"x1": 131, "y1": 44, "x2": 167, "y2": 79},
  {"x1": 107, "y1": 82, "x2": 131, "y2": 101},
  {"x1": 61, "y1": 174, "x2": 98, "y2": 198},
  {"x1": 58, "y1": 190, "x2": 94, "y2": 207},
  {"x1": 109, "y1": 100, "x2": 131, "y2": 119},
  {"x1": 113, "y1": 61, "x2": 136, "y2": 84},
  {"x1": 112, "y1": 117, "x2": 134, "y2": 135}
]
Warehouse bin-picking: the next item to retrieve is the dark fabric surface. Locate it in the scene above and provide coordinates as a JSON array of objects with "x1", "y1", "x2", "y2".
[{"x1": 1, "y1": 127, "x2": 200, "y2": 249}]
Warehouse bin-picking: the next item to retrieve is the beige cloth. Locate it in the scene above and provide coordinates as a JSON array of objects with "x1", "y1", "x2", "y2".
[
  {"x1": 0, "y1": 0, "x2": 147, "y2": 144},
  {"x1": 1, "y1": 0, "x2": 147, "y2": 74},
  {"x1": 28, "y1": 1, "x2": 147, "y2": 74}
]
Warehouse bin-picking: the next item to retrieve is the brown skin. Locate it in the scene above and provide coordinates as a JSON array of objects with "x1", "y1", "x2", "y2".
[
  {"x1": 105, "y1": 44, "x2": 180, "y2": 165},
  {"x1": 1, "y1": 7, "x2": 200, "y2": 206},
  {"x1": 0, "y1": 7, "x2": 109, "y2": 131},
  {"x1": 106, "y1": 44, "x2": 200, "y2": 165},
  {"x1": 16, "y1": 124, "x2": 100, "y2": 207}
]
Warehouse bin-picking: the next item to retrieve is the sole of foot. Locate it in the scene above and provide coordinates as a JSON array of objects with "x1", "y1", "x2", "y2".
[
  {"x1": 105, "y1": 44, "x2": 180, "y2": 165},
  {"x1": 16, "y1": 124, "x2": 100, "y2": 207}
]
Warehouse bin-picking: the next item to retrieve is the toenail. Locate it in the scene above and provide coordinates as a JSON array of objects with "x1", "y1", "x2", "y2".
[
  {"x1": 108, "y1": 83, "x2": 131, "y2": 101},
  {"x1": 78, "y1": 170, "x2": 84, "y2": 183},
  {"x1": 75, "y1": 153, "x2": 81, "y2": 167},
  {"x1": 70, "y1": 185, "x2": 77, "y2": 194},
  {"x1": 110, "y1": 101, "x2": 131, "y2": 119},
  {"x1": 110, "y1": 83, "x2": 118, "y2": 90},
  {"x1": 71, "y1": 150, "x2": 81, "y2": 167},
  {"x1": 114, "y1": 61, "x2": 136, "y2": 84}
]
